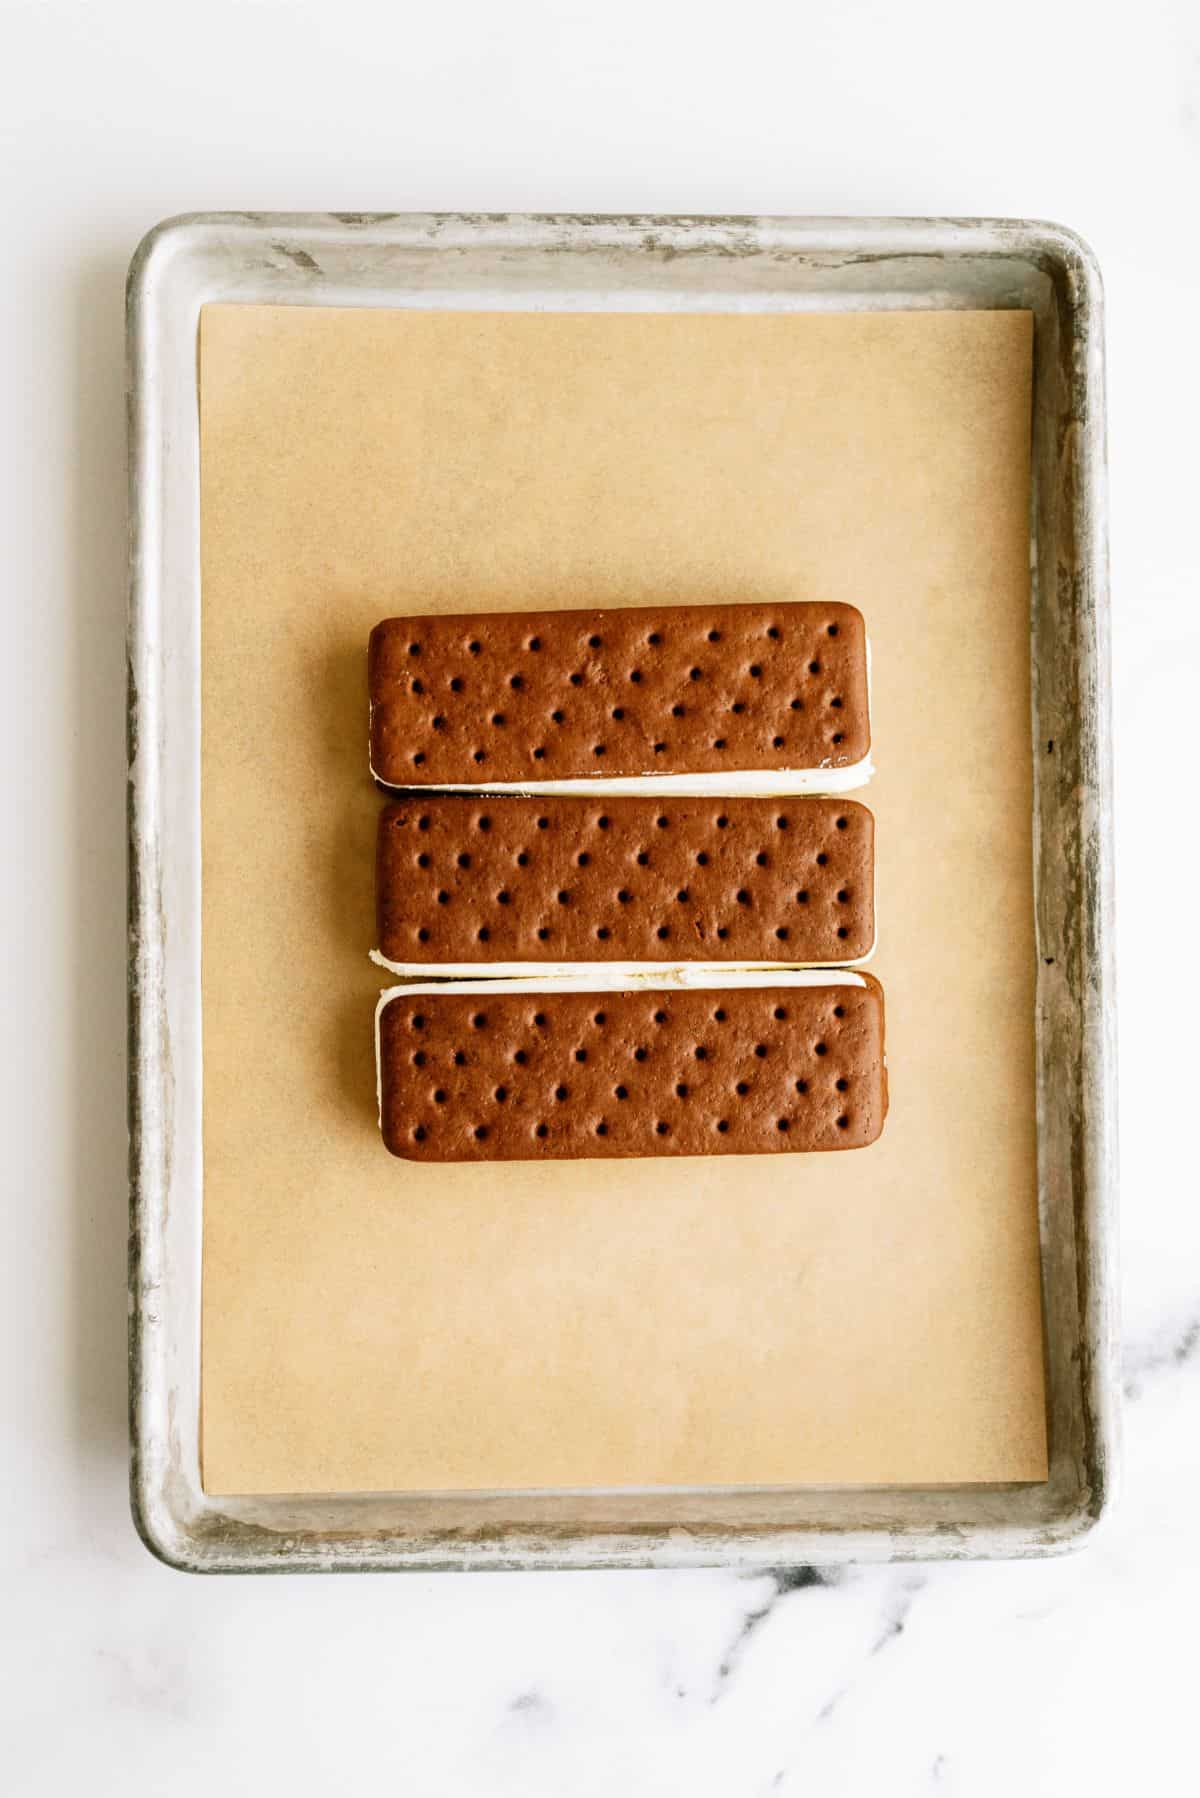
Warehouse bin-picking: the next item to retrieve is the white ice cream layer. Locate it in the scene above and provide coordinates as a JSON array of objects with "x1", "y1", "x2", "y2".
[
  {"x1": 370, "y1": 756, "x2": 873, "y2": 799},
  {"x1": 370, "y1": 935, "x2": 876, "y2": 981}
]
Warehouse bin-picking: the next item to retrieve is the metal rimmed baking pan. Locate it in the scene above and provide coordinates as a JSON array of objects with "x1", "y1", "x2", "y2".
[{"x1": 127, "y1": 212, "x2": 1115, "y2": 1571}]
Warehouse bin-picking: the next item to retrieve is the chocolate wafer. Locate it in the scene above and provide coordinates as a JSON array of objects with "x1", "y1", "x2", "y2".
[
  {"x1": 375, "y1": 794, "x2": 874, "y2": 973},
  {"x1": 369, "y1": 601, "x2": 871, "y2": 794},
  {"x1": 377, "y1": 974, "x2": 887, "y2": 1160}
]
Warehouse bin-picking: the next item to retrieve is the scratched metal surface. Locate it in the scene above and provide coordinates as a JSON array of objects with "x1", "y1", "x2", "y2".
[{"x1": 126, "y1": 213, "x2": 1116, "y2": 1571}]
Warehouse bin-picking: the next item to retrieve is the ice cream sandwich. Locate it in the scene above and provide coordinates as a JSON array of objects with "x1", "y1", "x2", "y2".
[
  {"x1": 376, "y1": 971, "x2": 887, "y2": 1160},
  {"x1": 374, "y1": 794, "x2": 875, "y2": 975},
  {"x1": 369, "y1": 601, "x2": 871, "y2": 796}
]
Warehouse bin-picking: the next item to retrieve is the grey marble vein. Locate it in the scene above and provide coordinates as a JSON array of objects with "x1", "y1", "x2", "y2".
[
  {"x1": 812, "y1": 1574, "x2": 925, "y2": 1726},
  {"x1": 869, "y1": 1575, "x2": 924, "y2": 1656},
  {"x1": 1124, "y1": 1314, "x2": 1200, "y2": 1397},
  {"x1": 710, "y1": 1567, "x2": 834, "y2": 1697},
  {"x1": 507, "y1": 1688, "x2": 553, "y2": 1722}
]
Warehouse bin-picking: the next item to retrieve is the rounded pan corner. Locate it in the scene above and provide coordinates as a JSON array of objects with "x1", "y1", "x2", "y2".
[
  {"x1": 126, "y1": 210, "x2": 259, "y2": 328},
  {"x1": 126, "y1": 213, "x2": 206, "y2": 310},
  {"x1": 1016, "y1": 217, "x2": 1106, "y2": 310},
  {"x1": 1045, "y1": 1453, "x2": 1121, "y2": 1557},
  {"x1": 129, "y1": 1469, "x2": 211, "y2": 1575}
]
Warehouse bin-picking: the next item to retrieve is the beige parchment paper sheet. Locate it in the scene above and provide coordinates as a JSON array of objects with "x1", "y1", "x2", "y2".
[{"x1": 199, "y1": 304, "x2": 1046, "y2": 1494}]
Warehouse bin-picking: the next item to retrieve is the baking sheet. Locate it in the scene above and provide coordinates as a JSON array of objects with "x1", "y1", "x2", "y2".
[{"x1": 198, "y1": 302, "x2": 1046, "y2": 1495}]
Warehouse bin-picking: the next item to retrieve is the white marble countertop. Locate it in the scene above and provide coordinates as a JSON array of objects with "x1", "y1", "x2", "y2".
[{"x1": 3, "y1": 0, "x2": 1198, "y2": 1790}]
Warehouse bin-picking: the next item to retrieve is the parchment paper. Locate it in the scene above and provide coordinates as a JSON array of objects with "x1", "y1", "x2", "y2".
[{"x1": 199, "y1": 304, "x2": 1046, "y2": 1494}]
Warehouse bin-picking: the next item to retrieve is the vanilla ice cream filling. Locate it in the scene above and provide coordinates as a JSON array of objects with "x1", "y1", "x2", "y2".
[
  {"x1": 370, "y1": 935, "x2": 876, "y2": 980},
  {"x1": 371, "y1": 758, "x2": 873, "y2": 798}
]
